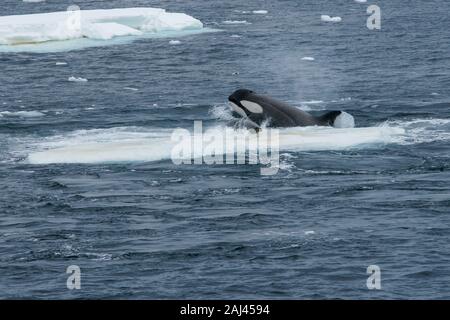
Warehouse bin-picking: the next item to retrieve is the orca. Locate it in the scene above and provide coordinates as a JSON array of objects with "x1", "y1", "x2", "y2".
[{"x1": 228, "y1": 89, "x2": 352, "y2": 129}]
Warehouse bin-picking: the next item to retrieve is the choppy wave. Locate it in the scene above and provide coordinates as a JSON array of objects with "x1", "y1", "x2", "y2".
[{"x1": 382, "y1": 118, "x2": 450, "y2": 145}]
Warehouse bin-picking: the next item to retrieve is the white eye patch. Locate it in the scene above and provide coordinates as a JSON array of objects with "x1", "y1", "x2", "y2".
[
  {"x1": 229, "y1": 101, "x2": 247, "y2": 117},
  {"x1": 240, "y1": 100, "x2": 263, "y2": 114}
]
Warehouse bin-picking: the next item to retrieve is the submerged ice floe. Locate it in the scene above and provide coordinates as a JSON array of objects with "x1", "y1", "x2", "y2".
[
  {"x1": 321, "y1": 15, "x2": 342, "y2": 22},
  {"x1": 25, "y1": 124, "x2": 406, "y2": 165},
  {"x1": 15, "y1": 107, "x2": 450, "y2": 166},
  {"x1": 0, "y1": 8, "x2": 204, "y2": 52}
]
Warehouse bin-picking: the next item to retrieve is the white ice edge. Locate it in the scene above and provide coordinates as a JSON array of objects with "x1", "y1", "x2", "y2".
[{"x1": 0, "y1": 8, "x2": 208, "y2": 52}]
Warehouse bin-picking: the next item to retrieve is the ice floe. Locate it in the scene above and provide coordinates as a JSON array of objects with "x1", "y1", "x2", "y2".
[
  {"x1": 1, "y1": 110, "x2": 45, "y2": 117},
  {"x1": 253, "y1": 10, "x2": 268, "y2": 14},
  {"x1": 222, "y1": 20, "x2": 251, "y2": 25},
  {"x1": 68, "y1": 76, "x2": 88, "y2": 82},
  {"x1": 321, "y1": 15, "x2": 342, "y2": 22},
  {"x1": 0, "y1": 8, "x2": 204, "y2": 52},
  {"x1": 169, "y1": 40, "x2": 181, "y2": 45}
]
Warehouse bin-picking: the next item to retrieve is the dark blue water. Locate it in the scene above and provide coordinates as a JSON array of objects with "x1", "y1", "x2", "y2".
[{"x1": 1, "y1": 0, "x2": 450, "y2": 299}]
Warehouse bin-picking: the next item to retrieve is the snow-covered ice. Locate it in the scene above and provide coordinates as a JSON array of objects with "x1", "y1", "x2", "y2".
[
  {"x1": 0, "y1": 8, "x2": 204, "y2": 52},
  {"x1": 81, "y1": 22, "x2": 143, "y2": 40}
]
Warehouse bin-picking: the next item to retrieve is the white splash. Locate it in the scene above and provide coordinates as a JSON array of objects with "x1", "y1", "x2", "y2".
[
  {"x1": 382, "y1": 118, "x2": 450, "y2": 145},
  {"x1": 301, "y1": 56, "x2": 315, "y2": 61},
  {"x1": 301, "y1": 100, "x2": 324, "y2": 105},
  {"x1": 333, "y1": 111, "x2": 355, "y2": 128}
]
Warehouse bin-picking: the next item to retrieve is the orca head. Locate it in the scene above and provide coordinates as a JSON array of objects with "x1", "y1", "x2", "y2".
[
  {"x1": 228, "y1": 89, "x2": 253, "y2": 104},
  {"x1": 229, "y1": 88, "x2": 253, "y2": 98},
  {"x1": 228, "y1": 89, "x2": 259, "y2": 117}
]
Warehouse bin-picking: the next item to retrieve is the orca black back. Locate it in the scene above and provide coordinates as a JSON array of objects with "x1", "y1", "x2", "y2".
[{"x1": 228, "y1": 89, "x2": 343, "y2": 128}]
